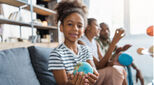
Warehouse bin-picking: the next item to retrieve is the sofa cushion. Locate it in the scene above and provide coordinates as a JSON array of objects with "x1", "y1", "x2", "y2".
[
  {"x1": 28, "y1": 46, "x2": 56, "y2": 85},
  {"x1": 0, "y1": 47, "x2": 40, "y2": 85}
]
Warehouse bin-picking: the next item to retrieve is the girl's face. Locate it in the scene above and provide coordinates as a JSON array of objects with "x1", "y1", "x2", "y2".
[
  {"x1": 60, "y1": 13, "x2": 84, "y2": 42},
  {"x1": 90, "y1": 20, "x2": 100, "y2": 37}
]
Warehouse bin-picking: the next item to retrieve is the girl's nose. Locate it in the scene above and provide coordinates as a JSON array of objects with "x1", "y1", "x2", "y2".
[{"x1": 73, "y1": 25, "x2": 78, "y2": 31}]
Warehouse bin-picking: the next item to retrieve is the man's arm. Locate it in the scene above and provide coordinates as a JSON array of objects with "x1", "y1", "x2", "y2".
[
  {"x1": 131, "y1": 63, "x2": 144, "y2": 85},
  {"x1": 96, "y1": 29, "x2": 125, "y2": 69},
  {"x1": 96, "y1": 41, "x2": 117, "y2": 69}
]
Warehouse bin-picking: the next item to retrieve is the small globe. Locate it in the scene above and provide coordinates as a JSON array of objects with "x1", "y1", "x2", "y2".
[
  {"x1": 149, "y1": 45, "x2": 154, "y2": 53},
  {"x1": 146, "y1": 26, "x2": 154, "y2": 36},
  {"x1": 118, "y1": 53, "x2": 133, "y2": 66},
  {"x1": 137, "y1": 48, "x2": 144, "y2": 55},
  {"x1": 73, "y1": 62, "x2": 93, "y2": 75}
]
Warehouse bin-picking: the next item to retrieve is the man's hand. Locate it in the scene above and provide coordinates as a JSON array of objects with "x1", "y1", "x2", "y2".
[
  {"x1": 136, "y1": 69, "x2": 144, "y2": 85},
  {"x1": 112, "y1": 28, "x2": 125, "y2": 44},
  {"x1": 115, "y1": 44, "x2": 132, "y2": 54},
  {"x1": 122, "y1": 44, "x2": 132, "y2": 51}
]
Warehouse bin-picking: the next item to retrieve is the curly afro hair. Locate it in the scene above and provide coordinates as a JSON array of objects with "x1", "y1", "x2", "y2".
[{"x1": 55, "y1": 0, "x2": 88, "y2": 27}]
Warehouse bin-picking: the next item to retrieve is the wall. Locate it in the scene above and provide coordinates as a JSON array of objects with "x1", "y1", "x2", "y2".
[{"x1": 88, "y1": 0, "x2": 124, "y2": 37}]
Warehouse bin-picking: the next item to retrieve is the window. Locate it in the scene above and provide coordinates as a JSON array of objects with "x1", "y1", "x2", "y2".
[
  {"x1": 88, "y1": 0, "x2": 154, "y2": 36},
  {"x1": 130, "y1": 0, "x2": 154, "y2": 35}
]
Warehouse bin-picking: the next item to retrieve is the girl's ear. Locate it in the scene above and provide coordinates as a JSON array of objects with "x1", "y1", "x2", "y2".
[{"x1": 60, "y1": 24, "x2": 63, "y2": 32}]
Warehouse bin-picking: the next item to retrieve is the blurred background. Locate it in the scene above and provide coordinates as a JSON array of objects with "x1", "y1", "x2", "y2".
[{"x1": 87, "y1": 0, "x2": 154, "y2": 85}]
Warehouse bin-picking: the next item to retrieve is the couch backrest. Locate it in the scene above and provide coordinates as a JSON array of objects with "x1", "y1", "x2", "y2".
[
  {"x1": 28, "y1": 46, "x2": 56, "y2": 85},
  {"x1": 0, "y1": 47, "x2": 40, "y2": 85}
]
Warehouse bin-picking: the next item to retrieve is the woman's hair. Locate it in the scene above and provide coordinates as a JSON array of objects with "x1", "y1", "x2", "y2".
[
  {"x1": 87, "y1": 18, "x2": 96, "y2": 26},
  {"x1": 55, "y1": 0, "x2": 88, "y2": 27},
  {"x1": 84, "y1": 18, "x2": 96, "y2": 33}
]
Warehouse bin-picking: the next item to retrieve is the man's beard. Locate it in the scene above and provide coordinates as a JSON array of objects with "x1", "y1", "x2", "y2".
[{"x1": 100, "y1": 35, "x2": 109, "y2": 40}]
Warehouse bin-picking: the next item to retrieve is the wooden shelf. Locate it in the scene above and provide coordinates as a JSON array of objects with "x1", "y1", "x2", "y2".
[
  {"x1": 0, "y1": 17, "x2": 30, "y2": 26},
  {"x1": 26, "y1": 5, "x2": 56, "y2": 16},
  {"x1": 0, "y1": 42, "x2": 59, "y2": 50},
  {"x1": 0, "y1": 0, "x2": 56, "y2": 16},
  {"x1": 0, "y1": 18, "x2": 57, "y2": 30},
  {"x1": 34, "y1": 24, "x2": 57, "y2": 30},
  {"x1": 0, "y1": 0, "x2": 25, "y2": 7}
]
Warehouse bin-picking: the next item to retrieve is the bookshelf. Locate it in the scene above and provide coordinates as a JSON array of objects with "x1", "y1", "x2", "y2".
[
  {"x1": 0, "y1": 18, "x2": 57, "y2": 30},
  {"x1": 0, "y1": 0, "x2": 56, "y2": 15},
  {"x1": 0, "y1": 0, "x2": 58, "y2": 43}
]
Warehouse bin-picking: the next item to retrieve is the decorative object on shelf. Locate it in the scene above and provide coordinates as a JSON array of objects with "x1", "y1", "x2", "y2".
[
  {"x1": 50, "y1": 32, "x2": 54, "y2": 42},
  {"x1": 28, "y1": 36, "x2": 37, "y2": 43},
  {"x1": 42, "y1": 21, "x2": 48, "y2": 26},
  {"x1": 40, "y1": 34, "x2": 51, "y2": 43},
  {"x1": 8, "y1": 12, "x2": 17, "y2": 20},
  {"x1": 33, "y1": 19, "x2": 42, "y2": 25},
  {"x1": 8, "y1": 11, "x2": 25, "y2": 22},
  {"x1": 8, "y1": 37, "x2": 20, "y2": 42}
]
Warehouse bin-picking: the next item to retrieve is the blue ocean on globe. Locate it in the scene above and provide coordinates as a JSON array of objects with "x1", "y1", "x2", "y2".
[
  {"x1": 118, "y1": 53, "x2": 133, "y2": 66},
  {"x1": 73, "y1": 62, "x2": 93, "y2": 75}
]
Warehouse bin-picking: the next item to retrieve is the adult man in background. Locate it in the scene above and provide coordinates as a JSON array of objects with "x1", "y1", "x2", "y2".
[{"x1": 96, "y1": 22, "x2": 144, "y2": 85}]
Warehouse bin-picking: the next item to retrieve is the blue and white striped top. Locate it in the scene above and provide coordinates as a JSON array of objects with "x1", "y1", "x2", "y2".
[{"x1": 48, "y1": 43, "x2": 93, "y2": 73}]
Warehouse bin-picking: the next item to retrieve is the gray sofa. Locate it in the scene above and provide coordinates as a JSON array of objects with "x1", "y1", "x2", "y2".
[{"x1": 0, "y1": 46, "x2": 56, "y2": 85}]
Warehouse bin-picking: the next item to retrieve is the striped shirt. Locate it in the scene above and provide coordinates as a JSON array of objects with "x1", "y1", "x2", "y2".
[{"x1": 48, "y1": 43, "x2": 93, "y2": 73}]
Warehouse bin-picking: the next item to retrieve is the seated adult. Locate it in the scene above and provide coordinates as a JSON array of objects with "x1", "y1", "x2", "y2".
[
  {"x1": 96, "y1": 22, "x2": 144, "y2": 85},
  {"x1": 78, "y1": 18, "x2": 127, "y2": 85}
]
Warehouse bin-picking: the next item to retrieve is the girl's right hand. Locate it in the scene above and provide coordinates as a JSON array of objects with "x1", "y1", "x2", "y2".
[{"x1": 67, "y1": 72, "x2": 89, "y2": 85}]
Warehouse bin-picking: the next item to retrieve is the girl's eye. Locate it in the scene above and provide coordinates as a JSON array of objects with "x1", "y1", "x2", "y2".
[
  {"x1": 78, "y1": 25, "x2": 83, "y2": 29},
  {"x1": 68, "y1": 23, "x2": 73, "y2": 26}
]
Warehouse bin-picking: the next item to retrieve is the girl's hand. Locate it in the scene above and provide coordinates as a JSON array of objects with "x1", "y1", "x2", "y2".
[
  {"x1": 85, "y1": 68, "x2": 99, "y2": 85},
  {"x1": 112, "y1": 28, "x2": 125, "y2": 44},
  {"x1": 67, "y1": 72, "x2": 89, "y2": 85}
]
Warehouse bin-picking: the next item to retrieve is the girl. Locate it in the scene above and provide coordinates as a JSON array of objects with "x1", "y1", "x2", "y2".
[{"x1": 48, "y1": 0, "x2": 99, "y2": 85}]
